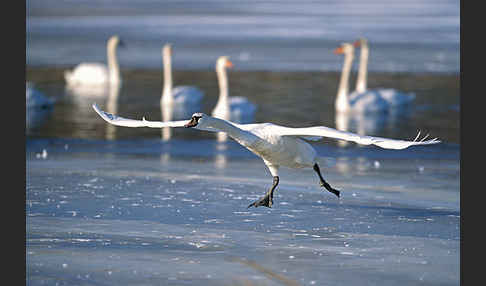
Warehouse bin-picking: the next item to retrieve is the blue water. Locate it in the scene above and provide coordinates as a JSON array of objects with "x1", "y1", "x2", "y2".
[{"x1": 26, "y1": 0, "x2": 459, "y2": 72}]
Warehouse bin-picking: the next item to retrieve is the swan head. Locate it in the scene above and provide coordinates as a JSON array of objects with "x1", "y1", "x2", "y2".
[
  {"x1": 353, "y1": 38, "x2": 368, "y2": 48},
  {"x1": 163, "y1": 43, "x2": 172, "y2": 55},
  {"x1": 108, "y1": 35, "x2": 125, "y2": 48},
  {"x1": 184, "y1": 113, "x2": 208, "y2": 128},
  {"x1": 216, "y1": 56, "x2": 233, "y2": 70},
  {"x1": 333, "y1": 43, "x2": 354, "y2": 56}
]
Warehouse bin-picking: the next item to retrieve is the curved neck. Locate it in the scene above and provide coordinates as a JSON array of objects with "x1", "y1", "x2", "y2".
[
  {"x1": 335, "y1": 50, "x2": 354, "y2": 111},
  {"x1": 356, "y1": 44, "x2": 368, "y2": 93},
  {"x1": 198, "y1": 117, "x2": 257, "y2": 145},
  {"x1": 107, "y1": 41, "x2": 120, "y2": 85},
  {"x1": 161, "y1": 47, "x2": 173, "y2": 102}
]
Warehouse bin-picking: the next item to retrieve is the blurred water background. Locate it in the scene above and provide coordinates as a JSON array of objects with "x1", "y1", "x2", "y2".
[
  {"x1": 27, "y1": 0, "x2": 459, "y2": 72},
  {"x1": 26, "y1": 0, "x2": 460, "y2": 285}
]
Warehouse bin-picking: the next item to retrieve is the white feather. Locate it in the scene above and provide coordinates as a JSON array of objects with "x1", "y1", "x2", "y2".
[
  {"x1": 93, "y1": 104, "x2": 440, "y2": 153},
  {"x1": 92, "y1": 103, "x2": 187, "y2": 128}
]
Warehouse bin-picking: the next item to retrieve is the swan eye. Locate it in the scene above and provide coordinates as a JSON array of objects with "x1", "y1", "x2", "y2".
[{"x1": 185, "y1": 114, "x2": 202, "y2": 128}]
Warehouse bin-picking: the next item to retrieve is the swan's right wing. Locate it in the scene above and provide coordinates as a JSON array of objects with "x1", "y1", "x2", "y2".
[
  {"x1": 269, "y1": 124, "x2": 440, "y2": 150},
  {"x1": 92, "y1": 103, "x2": 188, "y2": 128}
]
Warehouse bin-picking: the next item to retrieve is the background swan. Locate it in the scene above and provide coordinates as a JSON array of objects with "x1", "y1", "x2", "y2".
[
  {"x1": 26, "y1": 82, "x2": 55, "y2": 131},
  {"x1": 354, "y1": 38, "x2": 415, "y2": 107},
  {"x1": 64, "y1": 35, "x2": 124, "y2": 87},
  {"x1": 26, "y1": 82, "x2": 54, "y2": 109},
  {"x1": 92, "y1": 104, "x2": 440, "y2": 208},
  {"x1": 160, "y1": 44, "x2": 204, "y2": 119},
  {"x1": 334, "y1": 43, "x2": 388, "y2": 114},
  {"x1": 211, "y1": 56, "x2": 256, "y2": 123}
]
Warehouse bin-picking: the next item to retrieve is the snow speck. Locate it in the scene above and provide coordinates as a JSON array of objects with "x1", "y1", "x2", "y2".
[
  {"x1": 36, "y1": 149, "x2": 48, "y2": 159},
  {"x1": 374, "y1": 161, "x2": 381, "y2": 168}
]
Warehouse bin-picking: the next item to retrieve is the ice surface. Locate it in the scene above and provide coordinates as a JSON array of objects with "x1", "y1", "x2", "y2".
[{"x1": 26, "y1": 138, "x2": 459, "y2": 285}]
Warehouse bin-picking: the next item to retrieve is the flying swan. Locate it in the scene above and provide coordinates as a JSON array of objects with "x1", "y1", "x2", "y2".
[{"x1": 92, "y1": 103, "x2": 440, "y2": 208}]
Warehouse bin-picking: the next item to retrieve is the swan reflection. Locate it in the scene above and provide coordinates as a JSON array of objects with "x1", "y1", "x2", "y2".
[
  {"x1": 65, "y1": 82, "x2": 121, "y2": 140},
  {"x1": 335, "y1": 105, "x2": 413, "y2": 147}
]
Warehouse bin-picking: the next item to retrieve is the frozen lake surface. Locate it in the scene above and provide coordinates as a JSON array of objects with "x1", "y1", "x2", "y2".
[
  {"x1": 26, "y1": 136, "x2": 459, "y2": 285},
  {"x1": 26, "y1": 63, "x2": 460, "y2": 285}
]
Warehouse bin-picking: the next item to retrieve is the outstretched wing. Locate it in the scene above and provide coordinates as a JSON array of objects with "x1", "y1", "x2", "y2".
[
  {"x1": 92, "y1": 103, "x2": 188, "y2": 128},
  {"x1": 271, "y1": 124, "x2": 440, "y2": 150}
]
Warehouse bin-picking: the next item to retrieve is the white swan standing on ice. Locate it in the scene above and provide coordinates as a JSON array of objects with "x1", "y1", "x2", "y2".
[
  {"x1": 334, "y1": 43, "x2": 389, "y2": 113},
  {"x1": 353, "y1": 38, "x2": 415, "y2": 107},
  {"x1": 212, "y1": 56, "x2": 256, "y2": 123},
  {"x1": 64, "y1": 35, "x2": 124, "y2": 87},
  {"x1": 92, "y1": 103, "x2": 440, "y2": 208},
  {"x1": 160, "y1": 44, "x2": 204, "y2": 113}
]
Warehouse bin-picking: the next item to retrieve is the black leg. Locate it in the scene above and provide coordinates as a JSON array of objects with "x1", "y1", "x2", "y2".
[
  {"x1": 248, "y1": 176, "x2": 279, "y2": 208},
  {"x1": 313, "y1": 163, "x2": 340, "y2": 198}
]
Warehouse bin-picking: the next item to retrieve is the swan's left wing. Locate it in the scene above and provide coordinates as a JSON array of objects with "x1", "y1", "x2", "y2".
[
  {"x1": 92, "y1": 103, "x2": 188, "y2": 128},
  {"x1": 271, "y1": 124, "x2": 440, "y2": 150}
]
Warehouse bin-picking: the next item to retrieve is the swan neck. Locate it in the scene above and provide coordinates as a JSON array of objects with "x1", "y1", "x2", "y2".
[
  {"x1": 162, "y1": 47, "x2": 173, "y2": 100},
  {"x1": 216, "y1": 64, "x2": 229, "y2": 104},
  {"x1": 107, "y1": 40, "x2": 120, "y2": 84},
  {"x1": 215, "y1": 66, "x2": 229, "y2": 115},
  {"x1": 356, "y1": 44, "x2": 368, "y2": 93},
  {"x1": 336, "y1": 50, "x2": 354, "y2": 111},
  {"x1": 201, "y1": 117, "x2": 254, "y2": 143}
]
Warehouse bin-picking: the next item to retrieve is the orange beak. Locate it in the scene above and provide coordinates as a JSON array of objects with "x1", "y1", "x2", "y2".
[
  {"x1": 353, "y1": 40, "x2": 361, "y2": 47},
  {"x1": 225, "y1": 60, "x2": 234, "y2": 68},
  {"x1": 333, "y1": 47, "x2": 344, "y2": 55}
]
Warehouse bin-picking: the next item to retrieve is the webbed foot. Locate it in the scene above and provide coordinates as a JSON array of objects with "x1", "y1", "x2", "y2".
[
  {"x1": 248, "y1": 176, "x2": 279, "y2": 209},
  {"x1": 320, "y1": 181, "x2": 340, "y2": 198},
  {"x1": 248, "y1": 194, "x2": 273, "y2": 208}
]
